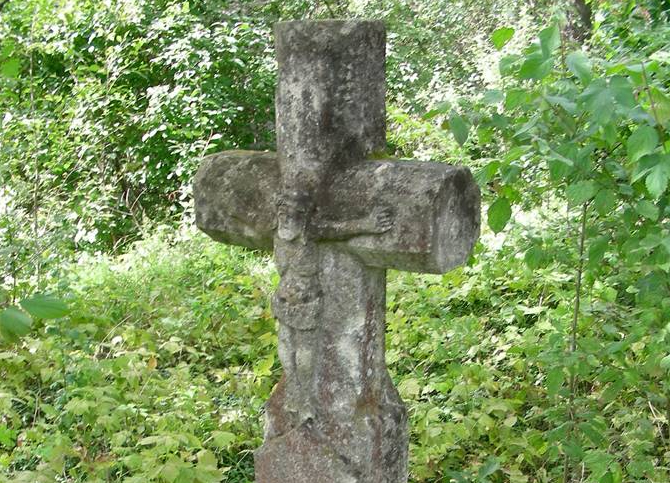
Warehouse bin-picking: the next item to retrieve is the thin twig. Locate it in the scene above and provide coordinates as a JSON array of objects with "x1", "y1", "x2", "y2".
[{"x1": 563, "y1": 202, "x2": 588, "y2": 483}]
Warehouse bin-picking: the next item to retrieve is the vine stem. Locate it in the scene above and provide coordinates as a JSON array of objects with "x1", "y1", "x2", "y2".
[{"x1": 563, "y1": 201, "x2": 588, "y2": 483}]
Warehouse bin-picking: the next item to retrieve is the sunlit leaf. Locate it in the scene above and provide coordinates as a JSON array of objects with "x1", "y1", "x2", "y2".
[{"x1": 491, "y1": 27, "x2": 514, "y2": 50}]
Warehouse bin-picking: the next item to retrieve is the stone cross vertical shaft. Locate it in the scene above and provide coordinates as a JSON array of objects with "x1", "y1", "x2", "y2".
[{"x1": 194, "y1": 20, "x2": 480, "y2": 483}]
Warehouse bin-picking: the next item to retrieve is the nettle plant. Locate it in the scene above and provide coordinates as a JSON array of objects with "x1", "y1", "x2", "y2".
[{"x1": 431, "y1": 12, "x2": 670, "y2": 483}]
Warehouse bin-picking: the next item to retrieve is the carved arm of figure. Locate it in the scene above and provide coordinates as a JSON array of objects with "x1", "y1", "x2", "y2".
[{"x1": 313, "y1": 206, "x2": 394, "y2": 241}]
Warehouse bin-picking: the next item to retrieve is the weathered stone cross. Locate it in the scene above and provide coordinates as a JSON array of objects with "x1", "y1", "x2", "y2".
[{"x1": 194, "y1": 20, "x2": 480, "y2": 483}]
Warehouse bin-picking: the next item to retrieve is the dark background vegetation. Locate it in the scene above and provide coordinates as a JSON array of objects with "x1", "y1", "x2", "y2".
[{"x1": 1, "y1": 0, "x2": 669, "y2": 482}]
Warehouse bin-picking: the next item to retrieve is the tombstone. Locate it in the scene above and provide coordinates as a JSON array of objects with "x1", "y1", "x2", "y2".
[{"x1": 194, "y1": 20, "x2": 480, "y2": 483}]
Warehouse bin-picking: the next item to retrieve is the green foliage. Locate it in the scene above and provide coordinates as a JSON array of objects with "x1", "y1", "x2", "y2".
[
  {"x1": 419, "y1": 0, "x2": 670, "y2": 480},
  {"x1": 1, "y1": 0, "x2": 669, "y2": 482},
  {"x1": 0, "y1": 229, "x2": 276, "y2": 482},
  {"x1": 0, "y1": 222, "x2": 665, "y2": 482}
]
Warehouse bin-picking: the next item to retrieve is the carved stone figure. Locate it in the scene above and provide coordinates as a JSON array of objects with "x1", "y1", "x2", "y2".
[{"x1": 194, "y1": 20, "x2": 480, "y2": 483}]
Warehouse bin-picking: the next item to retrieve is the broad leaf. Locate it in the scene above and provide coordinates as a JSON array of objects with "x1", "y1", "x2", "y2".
[
  {"x1": 627, "y1": 126, "x2": 658, "y2": 163},
  {"x1": 580, "y1": 79, "x2": 615, "y2": 125},
  {"x1": 423, "y1": 101, "x2": 451, "y2": 120},
  {"x1": 593, "y1": 189, "x2": 617, "y2": 215},
  {"x1": 635, "y1": 200, "x2": 659, "y2": 221},
  {"x1": 499, "y1": 55, "x2": 521, "y2": 76},
  {"x1": 519, "y1": 54, "x2": 553, "y2": 81},
  {"x1": 610, "y1": 76, "x2": 637, "y2": 110},
  {"x1": 210, "y1": 431, "x2": 236, "y2": 449},
  {"x1": 20, "y1": 294, "x2": 69, "y2": 319},
  {"x1": 482, "y1": 89, "x2": 504, "y2": 105},
  {"x1": 650, "y1": 87, "x2": 670, "y2": 126},
  {"x1": 566, "y1": 51, "x2": 592, "y2": 84},
  {"x1": 588, "y1": 236, "x2": 609, "y2": 267},
  {"x1": 491, "y1": 27, "x2": 514, "y2": 50},
  {"x1": 539, "y1": 24, "x2": 560, "y2": 57},
  {"x1": 646, "y1": 156, "x2": 670, "y2": 198},
  {"x1": 524, "y1": 246, "x2": 544, "y2": 269},
  {"x1": 566, "y1": 180, "x2": 597, "y2": 205},
  {"x1": 546, "y1": 367, "x2": 564, "y2": 396},
  {"x1": 0, "y1": 58, "x2": 20, "y2": 78},
  {"x1": 0, "y1": 307, "x2": 32, "y2": 338},
  {"x1": 478, "y1": 457, "x2": 500, "y2": 478},
  {"x1": 449, "y1": 113, "x2": 470, "y2": 146},
  {"x1": 488, "y1": 197, "x2": 512, "y2": 233}
]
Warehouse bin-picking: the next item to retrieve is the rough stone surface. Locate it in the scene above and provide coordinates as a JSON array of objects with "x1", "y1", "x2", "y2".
[
  {"x1": 195, "y1": 151, "x2": 480, "y2": 273},
  {"x1": 193, "y1": 19, "x2": 481, "y2": 483}
]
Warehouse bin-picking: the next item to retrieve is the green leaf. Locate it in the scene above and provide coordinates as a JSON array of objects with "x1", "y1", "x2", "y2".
[
  {"x1": 0, "y1": 307, "x2": 32, "y2": 338},
  {"x1": 449, "y1": 113, "x2": 470, "y2": 146},
  {"x1": 0, "y1": 58, "x2": 20, "y2": 78},
  {"x1": 593, "y1": 189, "x2": 617, "y2": 215},
  {"x1": 423, "y1": 101, "x2": 451, "y2": 120},
  {"x1": 505, "y1": 89, "x2": 527, "y2": 110},
  {"x1": 610, "y1": 76, "x2": 637, "y2": 110},
  {"x1": 580, "y1": 79, "x2": 614, "y2": 125},
  {"x1": 539, "y1": 24, "x2": 560, "y2": 57},
  {"x1": 650, "y1": 87, "x2": 670, "y2": 127},
  {"x1": 491, "y1": 27, "x2": 514, "y2": 50},
  {"x1": 579, "y1": 422, "x2": 605, "y2": 446},
  {"x1": 566, "y1": 180, "x2": 597, "y2": 205},
  {"x1": 253, "y1": 354, "x2": 274, "y2": 378},
  {"x1": 398, "y1": 377, "x2": 421, "y2": 398},
  {"x1": 160, "y1": 460, "x2": 182, "y2": 483},
  {"x1": 478, "y1": 457, "x2": 500, "y2": 478},
  {"x1": 210, "y1": 431, "x2": 236, "y2": 449},
  {"x1": 627, "y1": 126, "x2": 659, "y2": 163},
  {"x1": 475, "y1": 160, "x2": 500, "y2": 186},
  {"x1": 635, "y1": 200, "x2": 659, "y2": 221},
  {"x1": 566, "y1": 51, "x2": 592, "y2": 84},
  {"x1": 499, "y1": 55, "x2": 521, "y2": 76},
  {"x1": 20, "y1": 294, "x2": 69, "y2": 319},
  {"x1": 600, "y1": 472, "x2": 614, "y2": 483},
  {"x1": 0, "y1": 424, "x2": 16, "y2": 448},
  {"x1": 588, "y1": 236, "x2": 609, "y2": 267},
  {"x1": 488, "y1": 197, "x2": 512, "y2": 233},
  {"x1": 482, "y1": 89, "x2": 504, "y2": 105},
  {"x1": 546, "y1": 367, "x2": 564, "y2": 396},
  {"x1": 660, "y1": 355, "x2": 670, "y2": 370},
  {"x1": 519, "y1": 54, "x2": 553, "y2": 81},
  {"x1": 197, "y1": 450, "x2": 218, "y2": 469},
  {"x1": 646, "y1": 156, "x2": 670, "y2": 198},
  {"x1": 524, "y1": 246, "x2": 544, "y2": 269},
  {"x1": 547, "y1": 151, "x2": 574, "y2": 180},
  {"x1": 545, "y1": 95, "x2": 577, "y2": 114}
]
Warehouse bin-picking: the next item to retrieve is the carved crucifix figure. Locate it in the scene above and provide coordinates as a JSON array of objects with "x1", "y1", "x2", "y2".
[{"x1": 194, "y1": 20, "x2": 480, "y2": 483}]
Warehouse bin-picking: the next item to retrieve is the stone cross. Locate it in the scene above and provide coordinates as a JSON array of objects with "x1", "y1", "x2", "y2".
[{"x1": 194, "y1": 20, "x2": 480, "y2": 483}]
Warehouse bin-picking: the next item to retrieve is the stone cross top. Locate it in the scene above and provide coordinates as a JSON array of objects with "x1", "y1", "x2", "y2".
[{"x1": 194, "y1": 20, "x2": 480, "y2": 483}]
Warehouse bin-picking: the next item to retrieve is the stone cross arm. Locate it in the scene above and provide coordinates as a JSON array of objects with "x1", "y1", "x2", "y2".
[{"x1": 194, "y1": 150, "x2": 480, "y2": 274}]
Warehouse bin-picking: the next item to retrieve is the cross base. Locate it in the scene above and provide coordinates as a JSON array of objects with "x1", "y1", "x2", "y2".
[{"x1": 255, "y1": 250, "x2": 408, "y2": 483}]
